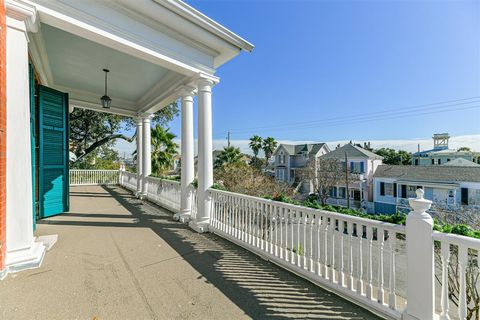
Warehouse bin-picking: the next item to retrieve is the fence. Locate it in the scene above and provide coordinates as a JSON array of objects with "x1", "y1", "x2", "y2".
[{"x1": 69, "y1": 169, "x2": 119, "y2": 186}]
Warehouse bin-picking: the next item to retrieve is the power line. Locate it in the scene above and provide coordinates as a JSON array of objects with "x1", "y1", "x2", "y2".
[
  {"x1": 229, "y1": 104, "x2": 480, "y2": 136},
  {"x1": 229, "y1": 96, "x2": 480, "y2": 134}
]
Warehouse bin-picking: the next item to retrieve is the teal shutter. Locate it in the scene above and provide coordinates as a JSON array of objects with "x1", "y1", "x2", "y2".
[
  {"x1": 29, "y1": 64, "x2": 36, "y2": 229},
  {"x1": 38, "y1": 86, "x2": 69, "y2": 218},
  {"x1": 360, "y1": 162, "x2": 364, "y2": 173}
]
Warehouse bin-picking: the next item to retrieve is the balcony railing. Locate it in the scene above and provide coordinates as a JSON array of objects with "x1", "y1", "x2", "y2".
[
  {"x1": 73, "y1": 169, "x2": 479, "y2": 319},
  {"x1": 69, "y1": 169, "x2": 119, "y2": 186},
  {"x1": 209, "y1": 188, "x2": 405, "y2": 319}
]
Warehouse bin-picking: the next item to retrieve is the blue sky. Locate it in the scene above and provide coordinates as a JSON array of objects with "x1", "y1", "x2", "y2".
[{"x1": 117, "y1": 0, "x2": 480, "y2": 155}]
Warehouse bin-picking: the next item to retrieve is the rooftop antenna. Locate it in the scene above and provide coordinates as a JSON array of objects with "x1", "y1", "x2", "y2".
[{"x1": 227, "y1": 131, "x2": 231, "y2": 148}]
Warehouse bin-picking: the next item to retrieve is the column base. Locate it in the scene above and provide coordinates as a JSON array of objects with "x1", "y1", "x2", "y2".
[
  {"x1": 188, "y1": 220, "x2": 209, "y2": 233},
  {"x1": 3, "y1": 238, "x2": 46, "y2": 275},
  {"x1": 174, "y1": 210, "x2": 191, "y2": 223}
]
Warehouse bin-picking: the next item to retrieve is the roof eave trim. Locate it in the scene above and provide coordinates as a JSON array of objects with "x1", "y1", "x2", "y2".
[{"x1": 154, "y1": 0, "x2": 254, "y2": 52}]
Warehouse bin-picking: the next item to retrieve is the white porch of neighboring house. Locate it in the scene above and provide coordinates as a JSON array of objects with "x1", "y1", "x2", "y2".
[{"x1": 2, "y1": 0, "x2": 252, "y2": 277}]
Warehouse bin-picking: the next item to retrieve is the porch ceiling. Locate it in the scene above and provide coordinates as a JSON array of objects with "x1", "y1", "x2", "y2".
[{"x1": 30, "y1": 23, "x2": 188, "y2": 117}]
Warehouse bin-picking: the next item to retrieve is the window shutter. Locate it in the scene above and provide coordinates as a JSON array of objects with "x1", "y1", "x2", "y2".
[
  {"x1": 393, "y1": 183, "x2": 397, "y2": 197},
  {"x1": 350, "y1": 162, "x2": 354, "y2": 172},
  {"x1": 360, "y1": 162, "x2": 364, "y2": 173},
  {"x1": 380, "y1": 182, "x2": 385, "y2": 196}
]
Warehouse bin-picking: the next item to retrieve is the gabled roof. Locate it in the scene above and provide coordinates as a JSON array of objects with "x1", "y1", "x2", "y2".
[
  {"x1": 321, "y1": 144, "x2": 383, "y2": 160},
  {"x1": 374, "y1": 165, "x2": 480, "y2": 183},
  {"x1": 442, "y1": 158, "x2": 480, "y2": 167},
  {"x1": 276, "y1": 143, "x2": 328, "y2": 156}
]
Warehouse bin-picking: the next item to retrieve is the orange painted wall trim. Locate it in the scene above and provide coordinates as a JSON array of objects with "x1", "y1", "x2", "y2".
[{"x1": 0, "y1": 0, "x2": 6, "y2": 271}]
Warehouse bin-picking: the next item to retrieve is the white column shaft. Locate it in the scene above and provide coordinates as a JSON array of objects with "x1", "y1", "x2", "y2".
[
  {"x1": 180, "y1": 92, "x2": 195, "y2": 215},
  {"x1": 135, "y1": 118, "x2": 143, "y2": 196},
  {"x1": 191, "y1": 79, "x2": 214, "y2": 231},
  {"x1": 141, "y1": 116, "x2": 152, "y2": 197},
  {"x1": 4, "y1": 17, "x2": 45, "y2": 272}
]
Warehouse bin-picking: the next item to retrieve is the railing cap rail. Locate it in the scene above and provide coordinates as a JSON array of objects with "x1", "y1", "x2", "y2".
[{"x1": 432, "y1": 230, "x2": 480, "y2": 250}]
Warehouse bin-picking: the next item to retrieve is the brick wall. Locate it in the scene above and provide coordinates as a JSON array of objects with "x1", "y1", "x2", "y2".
[{"x1": 0, "y1": 0, "x2": 6, "y2": 270}]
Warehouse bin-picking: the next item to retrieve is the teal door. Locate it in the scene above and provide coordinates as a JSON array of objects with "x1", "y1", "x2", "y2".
[{"x1": 38, "y1": 85, "x2": 69, "y2": 218}]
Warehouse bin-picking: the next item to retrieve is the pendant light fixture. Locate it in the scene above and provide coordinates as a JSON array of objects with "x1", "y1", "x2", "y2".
[{"x1": 101, "y1": 68, "x2": 112, "y2": 109}]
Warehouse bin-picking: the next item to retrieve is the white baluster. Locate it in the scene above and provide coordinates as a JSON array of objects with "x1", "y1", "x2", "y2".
[
  {"x1": 377, "y1": 228, "x2": 385, "y2": 304},
  {"x1": 458, "y1": 246, "x2": 468, "y2": 320},
  {"x1": 357, "y1": 224, "x2": 364, "y2": 295},
  {"x1": 329, "y1": 218, "x2": 336, "y2": 283},
  {"x1": 291, "y1": 211, "x2": 295, "y2": 264},
  {"x1": 388, "y1": 231, "x2": 397, "y2": 310},
  {"x1": 270, "y1": 204, "x2": 274, "y2": 254},
  {"x1": 348, "y1": 221, "x2": 354, "y2": 291},
  {"x1": 322, "y1": 216, "x2": 329, "y2": 279},
  {"x1": 297, "y1": 211, "x2": 301, "y2": 267},
  {"x1": 280, "y1": 207, "x2": 284, "y2": 260},
  {"x1": 316, "y1": 214, "x2": 321, "y2": 276},
  {"x1": 309, "y1": 213, "x2": 314, "y2": 272},
  {"x1": 303, "y1": 211, "x2": 307, "y2": 269},
  {"x1": 339, "y1": 220, "x2": 345, "y2": 287},
  {"x1": 440, "y1": 241, "x2": 450, "y2": 319},
  {"x1": 366, "y1": 226, "x2": 373, "y2": 299}
]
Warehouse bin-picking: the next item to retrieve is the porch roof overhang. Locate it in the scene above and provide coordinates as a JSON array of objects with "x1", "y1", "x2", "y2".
[{"x1": 14, "y1": 0, "x2": 253, "y2": 117}]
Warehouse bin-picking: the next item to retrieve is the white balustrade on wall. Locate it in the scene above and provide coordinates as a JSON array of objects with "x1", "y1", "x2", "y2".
[{"x1": 69, "y1": 169, "x2": 120, "y2": 186}]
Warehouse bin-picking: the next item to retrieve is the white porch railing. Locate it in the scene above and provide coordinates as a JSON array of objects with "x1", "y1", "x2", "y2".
[
  {"x1": 209, "y1": 188, "x2": 405, "y2": 319},
  {"x1": 433, "y1": 232, "x2": 480, "y2": 320},
  {"x1": 119, "y1": 170, "x2": 137, "y2": 191},
  {"x1": 144, "y1": 176, "x2": 181, "y2": 212},
  {"x1": 69, "y1": 169, "x2": 120, "y2": 186}
]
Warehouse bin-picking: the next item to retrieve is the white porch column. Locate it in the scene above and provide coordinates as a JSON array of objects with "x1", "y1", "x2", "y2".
[
  {"x1": 4, "y1": 5, "x2": 46, "y2": 275},
  {"x1": 140, "y1": 114, "x2": 152, "y2": 199},
  {"x1": 135, "y1": 116, "x2": 143, "y2": 197},
  {"x1": 189, "y1": 78, "x2": 214, "y2": 233},
  {"x1": 175, "y1": 86, "x2": 196, "y2": 222}
]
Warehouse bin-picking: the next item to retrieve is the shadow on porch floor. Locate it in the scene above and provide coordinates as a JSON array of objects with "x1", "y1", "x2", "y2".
[{"x1": 0, "y1": 185, "x2": 381, "y2": 320}]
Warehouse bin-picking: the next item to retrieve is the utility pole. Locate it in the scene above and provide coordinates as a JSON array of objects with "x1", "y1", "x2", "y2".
[
  {"x1": 345, "y1": 152, "x2": 350, "y2": 209},
  {"x1": 227, "y1": 131, "x2": 231, "y2": 148}
]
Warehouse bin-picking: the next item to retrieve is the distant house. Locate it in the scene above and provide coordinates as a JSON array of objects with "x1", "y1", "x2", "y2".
[
  {"x1": 373, "y1": 164, "x2": 480, "y2": 214},
  {"x1": 273, "y1": 143, "x2": 330, "y2": 186},
  {"x1": 412, "y1": 133, "x2": 480, "y2": 166},
  {"x1": 320, "y1": 143, "x2": 383, "y2": 212}
]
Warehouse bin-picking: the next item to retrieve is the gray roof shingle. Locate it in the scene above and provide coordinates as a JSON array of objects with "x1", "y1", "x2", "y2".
[
  {"x1": 374, "y1": 165, "x2": 480, "y2": 183},
  {"x1": 321, "y1": 143, "x2": 383, "y2": 160},
  {"x1": 277, "y1": 143, "x2": 328, "y2": 156}
]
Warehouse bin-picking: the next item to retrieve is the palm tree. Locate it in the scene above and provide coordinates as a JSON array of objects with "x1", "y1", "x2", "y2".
[
  {"x1": 262, "y1": 137, "x2": 278, "y2": 162},
  {"x1": 133, "y1": 125, "x2": 178, "y2": 176},
  {"x1": 214, "y1": 146, "x2": 242, "y2": 168},
  {"x1": 249, "y1": 135, "x2": 263, "y2": 159},
  {"x1": 151, "y1": 125, "x2": 178, "y2": 176}
]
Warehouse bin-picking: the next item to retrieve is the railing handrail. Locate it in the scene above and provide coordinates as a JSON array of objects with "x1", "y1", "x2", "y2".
[
  {"x1": 146, "y1": 175, "x2": 181, "y2": 186},
  {"x1": 432, "y1": 230, "x2": 480, "y2": 250},
  {"x1": 70, "y1": 169, "x2": 119, "y2": 172},
  {"x1": 208, "y1": 188, "x2": 406, "y2": 233}
]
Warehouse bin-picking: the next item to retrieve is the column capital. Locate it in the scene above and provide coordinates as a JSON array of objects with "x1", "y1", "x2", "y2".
[
  {"x1": 6, "y1": 0, "x2": 38, "y2": 32},
  {"x1": 136, "y1": 113, "x2": 154, "y2": 120},
  {"x1": 177, "y1": 85, "x2": 197, "y2": 99}
]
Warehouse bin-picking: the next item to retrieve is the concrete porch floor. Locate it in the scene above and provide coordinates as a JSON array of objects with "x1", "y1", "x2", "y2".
[{"x1": 0, "y1": 185, "x2": 381, "y2": 320}]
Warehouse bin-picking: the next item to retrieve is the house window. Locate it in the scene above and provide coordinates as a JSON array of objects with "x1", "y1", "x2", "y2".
[
  {"x1": 438, "y1": 159, "x2": 441, "y2": 165},
  {"x1": 414, "y1": 159, "x2": 419, "y2": 165},
  {"x1": 350, "y1": 161, "x2": 365, "y2": 173},
  {"x1": 384, "y1": 183, "x2": 394, "y2": 197},
  {"x1": 380, "y1": 182, "x2": 385, "y2": 196},
  {"x1": 461, "y1": 188, "x2": 468, "y2": 205},
  {"x1": 431, "y1": 158, "x2": 435, "y2": 165},
  {"x1": 277, "y1": 169, "x2": 285, "y2": 181},
  {"x1": 401, "y1": 185, "x2": 407, "y2": 198},
  {"x1": 278, "y1": 152, "x2": 286, "y2": 164},
  {"x1": 338, "y1": 187, "x2": 346, "y2": 199},
  {"x1": 447, "y1": 158, "x2": 450, "y2": 162},
  {"x1": 407, "y1": 186, "x2": 417, "y2": 198}
]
